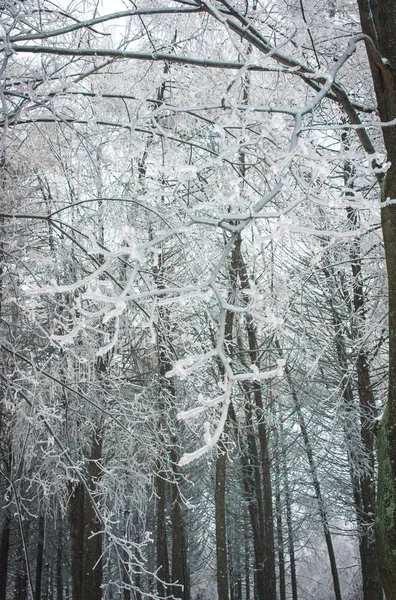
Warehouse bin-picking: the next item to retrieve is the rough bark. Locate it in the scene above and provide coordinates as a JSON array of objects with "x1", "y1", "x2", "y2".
[{"x1": 353, "y1": 4, "x2": 396, "y2": 596}]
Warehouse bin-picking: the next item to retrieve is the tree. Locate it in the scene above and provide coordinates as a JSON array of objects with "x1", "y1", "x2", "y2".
[{"x1": 354, "y1": 2, "x2": 396, "y2": 597}]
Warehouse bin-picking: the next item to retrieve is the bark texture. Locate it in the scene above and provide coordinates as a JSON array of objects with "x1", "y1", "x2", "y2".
[
  {"x1": 69, "y1": 428, "x2": 103, "y2": 600},
  {"x1": 355, "y1": 2, "x2": 396, "y2": 597}
]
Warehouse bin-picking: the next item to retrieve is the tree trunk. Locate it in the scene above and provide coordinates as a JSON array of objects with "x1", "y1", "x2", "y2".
[
  {"x1": 0, "y1": 510, "x2": 10, "y2": 600},
  {"x1": 69, "y1": 430, "x2": 104, "y2": 600},
  {"x1": 244, "y1": 534, "x2": 250, "y2": 600},
  {"x1": 330, "y1": 293, "x2": 381, "y2": 600},
  {"x1": 57, "y1": 513, "x2": 63, "y2": 600},
  {"x1": 82, "y1": 429, "x2": 104, "y2": 600},
  {"x1": 274, "y1": 430, "x2": 286, "y2": 600},
  {"x1": 35, "y1": 513, "x2": 45, "y2": 600},
  {"x1": 279, "y1": 343, "x2": 342, "y2": 600},
  {"x1": 340, "y1": 155, "x2": 382, "y2": 600},
  {"x1": 153, "y1": 241, "x2": 189, "y2": 599},
  {"x1": 171, "y1": 451, "x2": 190, "y2": 600},
  {"x1": 236, "y1": 403, "x2": 267, "y2": 599},
  {"x1": 229, "y1": 235, "x2": 276, "y2": 600},
  {"x1": 69, "y1": 482, "x2": 85, "y2": 600},
  {"x1": 355, "y1": 2, "x2": 396, "y2": 597},
  {"x1": 122, "y1": 545, "x2": 131, "y2": 600},
  {"x1": 156, "y1": 469, "x2": 170, "y2": 598},
  {"x1": 281, "y1": 440, "x2": 298, "y2": 600},
  {"x1": 356, "y1": 352, "x2": 382, "y2": 600},
  {"x1": 216, "y1": 433, "x2": 229, "y2": 600},
  {"x1": 15, "y1": 545, "x2": 27, "y2": 600}
]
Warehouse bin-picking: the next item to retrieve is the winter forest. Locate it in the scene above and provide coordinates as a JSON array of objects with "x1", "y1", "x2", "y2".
[{"x1": 2, "y1": 0, "x2": 396, "y2": 599}]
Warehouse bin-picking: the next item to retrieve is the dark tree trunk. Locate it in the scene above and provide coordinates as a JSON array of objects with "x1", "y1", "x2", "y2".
[
  {"x1": 356, "y1": 352, "x2": 382, "y2": 600},
  {"x1": 69, "y1": 430, "x2": 104, "y2": 600},
  {"x1": 171, "y1": 452, "x2": 190, "y2": 600},
  {"x1": 155, "y1": 470, "x2": 170, "y2": 598},
  {"x1": 122, "y1": 545, "x2": 131, "y2": 600},
  {"x1": 274, "y1": 434, "x2": 286, "y2": 600},
  {"x1": 215, "y1": 434, "x2": 229, "y2": 600},
  {"x1": 223, "y1": 235, "x2": 276, "y2": 600},
  {"x1": 35, "y1": 513, "x2": 45, "y2": 600},
  {"x1": 329, "y1": 280, "x2": 381, "y2": 600},
  {"x1": 355, "y1": 2, "x2": 396, "y2": 597},
  {"x1": 335, "y1": 153, "x2": 382, "y2": 600},
  {"x1": 15, "y1": 548, "x2": 27, "y2": 600},
  {"x1": 279, "y1": 420, "x2": 298, "y2": 600},
  {"x1": 82, "y1": 430, "x2": 104, "y2": 600},
  {"x1": 69, "y1": 482, "x2": 85, "y2": 600},
  {"x1": 234, "y1": 403, "x2": 266, "y2": 599},
  {"x1": 154, "y1": 243, "x2": 190, "y2": 599},
  {"x1": 256, "y1": 415, "x2": 276, "y2": 600},
  {"x1": 57, "y1": 513, "x2": 63, "y2": 600},
  {"x1": 0, "y1": 510, "x2": 10, "y2": 600}
]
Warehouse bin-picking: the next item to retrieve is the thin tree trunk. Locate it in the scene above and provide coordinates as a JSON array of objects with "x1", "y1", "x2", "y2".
[
  {"x1": 156, "y1": 469, "x2": 170, "y2": 598},
  {"x1": 0, "y1": 509, "x2": 11, "y2": 600},
  {"x1": 244, "y1": 534, "x2": 250, "y2": 600},
  {"x1": 278, "y1": 343, "x2": 342, "y2": 600},
  {"x1": 274, "y1": 431, "x2": 286, "y2": 600},
  {"x1": 153, "y1": 236, "x2": 190, "y2": 599},
  {"x1": 216, "y1": 432, "x2": 229, "y2": 600},
  {"x1": 69, "y1": 482, "x2": 85, "y2": 600},
  {"x1": 82, "y1": 429, "x2": 104, "y2": 600},
  {"x1": 279, "y1": 419, "x2": 298, "y2": 600},
  {"x1": 321, "y1": 201, "x2": 381, "y2": 600},
  {"x1": 229, "y1": 401, "x2": 266, "y2": 600},
  {"x1": 123, "y1": 545, "x2": 131, "y2": 600},
  {"x1": 15, "y1": 545, "x2": 28, "y2": 600},
  {"x1": 0, "y1": 200, "x2": 10, "y2": 600},
  {"x1": 35, "y1": 513, "x2": 45, "y2": 600},
  {"x1": 57, "y1": 512, "x2": 63, "y2": 600}
]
